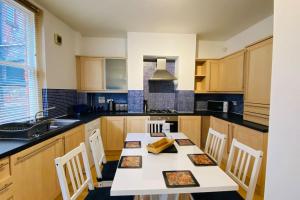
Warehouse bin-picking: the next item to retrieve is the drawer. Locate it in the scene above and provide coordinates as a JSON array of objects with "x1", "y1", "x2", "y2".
[
  {"x1": 244, "y1": 103, "x2": 269, "y2": 116},
  {"x1": 0, "y1": 177, "x2": 14, "y2": 200},
  {"x1": 244, "y1": 112, "x2": 269, "y2": 126},
  {"x1": 0, "y1": 158, "x2": 10, "y2": 181}
]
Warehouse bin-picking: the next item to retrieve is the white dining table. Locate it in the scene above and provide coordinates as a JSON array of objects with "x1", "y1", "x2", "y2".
[{"x1": 111, "y1": 132, "x2": 238, "y2": 199}]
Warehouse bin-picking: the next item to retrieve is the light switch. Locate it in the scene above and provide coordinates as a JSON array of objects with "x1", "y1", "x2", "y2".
[{"x1": 98, "y1": 97, "x2": 105, "y2": 104}]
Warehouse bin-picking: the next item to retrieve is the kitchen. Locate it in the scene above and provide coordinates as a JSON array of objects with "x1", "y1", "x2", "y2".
[{"x1": 0, "y1": 0, "x2": 299, "y2": 200}]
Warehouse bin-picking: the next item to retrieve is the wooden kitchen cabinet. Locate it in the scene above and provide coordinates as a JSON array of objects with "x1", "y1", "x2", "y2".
[
  {"x1": 244, "y1": 37, "x2": 273, "y2": 125},
  {"x1": 76, "y1": 56, "x2": 105, "y2": 91},
  {"x1": 0, "y1": 157, "x2": 13, "y2": 200},
  {"x1": 11, "y1": 135, "x2": 64, "y2": 200},
  {"x1": 64, "y1": 125, "x2": 85, "y2": 154},
  {"x1": 232, "y1": 124, "x2": 268, "y2": 196},
  {"x1": 178, "y1": 116, "x2": 201, "y2": 148},
  {"x1": 219, "y1": 50, "x2": 244, "y2": 92},
  {"x1": 126, "y1": 116, "x2": 150, "y2": 135},
  {"x1": 195, "y1": 51, "x2": 244, "y2": 93},
  {"x1": 200, "y1": 116, "x2": 211, "y2": 149},
  {"x1": 101, "y1": 117, "x2": 125, "y2": 151},
  {"x1": 210, "y1": 117, "x2": 232, "y2": 163}
]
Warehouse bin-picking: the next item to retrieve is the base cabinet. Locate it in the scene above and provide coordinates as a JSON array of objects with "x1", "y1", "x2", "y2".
[
  {"x1": 11, "y1": 135, "x2": 64, "y2": 200},
  {"x1": 101, "y1": 116, "x2": 125, "y2": 151},
  {"x1": 126, "y1": 116, "x2": 150, "y2": 135},
  {"x1": 178, "y1": 116, "x2": 201, "y2": 148},
  {"x1": 210, "y1": 116, "x2": 268, "y2": 197},
  {"x1": 64, "y1": 125, "x2": 85, "y2": 154}
]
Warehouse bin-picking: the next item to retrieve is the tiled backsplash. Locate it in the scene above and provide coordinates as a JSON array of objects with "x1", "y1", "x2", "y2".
[
  {"x1": 195, "y1": 94, "x2": 244, "y2": 114},
  {"x1": 144, "y1": 61, "x2": 176, "y2": 110},
  {"x1": 176, "y1": 90, "x2": 195, "y2": 113},
  {"x1": 88, "y1": 93, "x2": 128, "y2": 111},
  {"x1": 42, "y1": 89, "x2": 77, "y2": 118},
  {"x1": 128, "y1": 90, "x2": 143, "y2": 113}
]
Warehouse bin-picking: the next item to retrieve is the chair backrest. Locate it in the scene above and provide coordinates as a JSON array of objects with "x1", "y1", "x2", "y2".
[
  {"x1": 145, "y1": 120, "x2": 166, "y2": 133},
  {"x1": 204, "y1": 128, "x2": 227, "y2": 165},
  {"x1": 89, "y1": 129, "x2": 106, "y2": 179},
  {"x1": 55, "y1": 143, "x2": 94, "y2": 200},
  {"x1": 226, "y1": 139, "x2": 263, "y2": 200}
]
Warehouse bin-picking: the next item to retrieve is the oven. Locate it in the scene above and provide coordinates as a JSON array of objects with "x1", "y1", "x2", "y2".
[{"x1": 149, "y1": 115, "x2": 178, "y2": 133}]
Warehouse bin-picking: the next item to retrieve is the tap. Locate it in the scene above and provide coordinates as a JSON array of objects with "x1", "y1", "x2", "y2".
[{"x1": 35, "y1": 106, "x2": 56, "y2": 122}]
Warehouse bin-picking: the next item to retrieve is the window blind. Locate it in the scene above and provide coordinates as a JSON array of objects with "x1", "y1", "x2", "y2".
[{"x1": 0, "y1": 0, "x2": 41, "y2": 124}]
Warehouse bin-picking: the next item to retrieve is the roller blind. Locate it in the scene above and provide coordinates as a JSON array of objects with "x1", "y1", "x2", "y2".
[{"x1": 0, "y1": 0, "x2": 41, "y2": 124}]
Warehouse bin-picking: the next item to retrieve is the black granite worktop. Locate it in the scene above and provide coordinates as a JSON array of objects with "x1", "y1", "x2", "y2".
[{"x1": 0, "y1": 111, "x2": 268, "y2": 159}]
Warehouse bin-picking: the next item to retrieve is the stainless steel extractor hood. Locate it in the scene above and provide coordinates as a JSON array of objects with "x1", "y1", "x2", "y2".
[{"x1": 149, "y1": 58, "x2": 177, "y2": 81}]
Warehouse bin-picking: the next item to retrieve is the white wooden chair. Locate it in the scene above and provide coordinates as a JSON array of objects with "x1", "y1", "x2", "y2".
[
  {"x1": 191, "y1": 139, "x2": 263, "y2": 200},
  {"x1": 145, "y1": 120, "x2": 166, "y2": 133},
  {"x1": 89, "y1": 129, "x2": 119, "y2": 185},
  {"x1": 204, "y1": 128, "x2": 227, "y2": 165},
  {"x1": 55, "y1": 143, "x2": 133, "y2": 200}
]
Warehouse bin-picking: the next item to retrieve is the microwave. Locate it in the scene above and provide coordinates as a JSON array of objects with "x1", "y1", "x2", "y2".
[{"x1": 207, "y1": 101, "x2": 229, "y2": 113}]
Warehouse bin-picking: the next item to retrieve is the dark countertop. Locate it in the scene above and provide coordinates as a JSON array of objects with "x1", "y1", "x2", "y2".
[{"x1": 0, "y1": 111, "x2": 268, "y2": 159}]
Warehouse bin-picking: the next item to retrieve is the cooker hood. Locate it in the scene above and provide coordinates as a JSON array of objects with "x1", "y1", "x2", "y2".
[{"x1": 149, "y1": 58, "x2": 177, "y2": 81}]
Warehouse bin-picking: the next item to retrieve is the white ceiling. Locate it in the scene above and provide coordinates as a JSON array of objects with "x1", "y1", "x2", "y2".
[{"x1": 34, "y1": 0, "x2": 273, "y2": 40}]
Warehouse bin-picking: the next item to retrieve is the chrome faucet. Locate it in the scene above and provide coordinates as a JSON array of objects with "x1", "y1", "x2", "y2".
[{"x1": 35, "y1": 106, "x2": 56, "y2": 122}]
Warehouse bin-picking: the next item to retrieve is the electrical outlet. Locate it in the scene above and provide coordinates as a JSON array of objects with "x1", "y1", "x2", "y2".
[{"x1": 98, "y1": 97, "x2": 105, "y2": 104}]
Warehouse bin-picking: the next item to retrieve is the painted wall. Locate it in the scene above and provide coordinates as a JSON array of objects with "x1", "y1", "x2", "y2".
[
  {"x1": 265, "y1": 1, "x2": 300, "y2": 199},
  {"x1": 80, "y1": 37, "x2": 127, "y2": 57},
  {"x1": 197, "y1": 15, "x2": 274, "y2": 59},
  {"x1": 42, "y1": 9, "x2": 79, "y2": 89},
  {"x1": 127, "y1": 32, "x2": 196, "y2": 90}
]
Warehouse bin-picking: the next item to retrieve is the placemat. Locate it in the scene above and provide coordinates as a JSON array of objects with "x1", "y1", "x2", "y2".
[
  {"x1": 118, "y1": 156, "x2": 142, "y2": 168},
  {"x1": 150, "y1": 132, "x2": 166, "y2": 137},
  {"x1": 162, "y1": 170, "x2": 200, "y2": 188},
  {"x1": 124, "y1": 141, "x2": 141, "y2": 148},
  {"x1": 187, "y1": 154, "x2": 217, "y2": 166},
  {"x1": 175, "y1": 139, "x2": 195, "y2": 146}
]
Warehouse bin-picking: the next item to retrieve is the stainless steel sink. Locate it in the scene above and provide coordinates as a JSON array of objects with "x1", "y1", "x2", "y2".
[{"x1": 49, "y1": 119, "x2": 80, "y2": 129}]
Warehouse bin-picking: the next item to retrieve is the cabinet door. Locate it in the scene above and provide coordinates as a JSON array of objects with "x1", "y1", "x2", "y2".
[
  {"x1": 11, "y1": 136, "x2": 64, "y2": 200},
  {"x1": 219, "y1": 51, "x2": 244, "y2": 92},
  {"x1": 200, "y1": 116, "x2": 211, "y2": 150},
  {"x1": 78, "y1": 57, "x2": 105, "y2": 91},
  {"x1": 126, "y1": 116, "x2": 150, "y2": 135},
  {"x1": 105, "y1": 117, "x2": 125, "y2": 151},
  {"x1": 0, "y1": 177, "x2": 14, "y2": 200},
  {"x1": 64, "y1": 125, "x2": 85, "y2": 154},
  {"x1": 209, "y1": 60, "x2": 220, "y2": 91},
  {"x1": 178, "y1": 116, "x2": 201, "y2": 148},
  {"x1": 244, "y1": 38, "x2": 273, "y2": 105},
  {"x1": 210, "y1": 117, "x2": 231, "y2": 162},
  {"x1": 232, "y1": 124, "x2": 268, "y2": 196}
]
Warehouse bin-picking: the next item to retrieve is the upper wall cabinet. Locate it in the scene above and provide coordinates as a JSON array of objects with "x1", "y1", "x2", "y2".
[
  {"x1": 243, "y1": 37, "x2": 273, "y2": 125},
  {"x1": 77, "y1": 57, "x2": 105, "y2": 91},
  {"x1": 76, "y1": 56, "x2": 127, "y2": 92},
  {"x1": 194, "y1": 50, "x2": 244, "y2": 93},
  {"x1": 105, "y1": 58, "x2": 127, "y2": 91}
]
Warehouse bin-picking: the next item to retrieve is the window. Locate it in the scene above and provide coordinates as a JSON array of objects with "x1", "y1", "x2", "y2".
[{"x1": 0, "y1": 0, "x2": 41, "y2": 124}]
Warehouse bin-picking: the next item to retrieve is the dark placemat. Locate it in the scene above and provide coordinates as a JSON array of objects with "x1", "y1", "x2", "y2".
[
  {"x1": 162, "y1": 170, "x2": 200, "y2": 188},
  {"x1": 124, "y1": 141, "x2": 141, "y2": 148},
  {"x1": 187, "y1": 154, "x2": 217, "y2": 166},
  {"x1": 148, "y1": 144, "x2": 178, "y2": 154},
  {"x1": 150, "y1": 132, "x2": 166, "y2": 137},
  {"x1": 175, "y1": 139, "x2": 195, "y2": 146},
  {"x1": 118, "y1": 156, "x2": 142, "y2": 168}
]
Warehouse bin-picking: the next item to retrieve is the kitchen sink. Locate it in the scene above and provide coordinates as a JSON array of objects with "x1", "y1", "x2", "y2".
[
  {"x1": 0, "y1": 118, "x2": 79, "y2": 140},
  {"x1": 49, "y1": 119, "x2": 80, "y2": 129}
]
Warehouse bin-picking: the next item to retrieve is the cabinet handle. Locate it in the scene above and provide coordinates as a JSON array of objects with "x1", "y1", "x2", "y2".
[
  {"x1": 15, "y1": 138, "x2": 61, "y2": 164},
  {"x1": 0, "y1": 182, "x2": 13, "y2": 192},
  {"x1": 0, "y1": 162, "x2": 9, "y2": 169}
]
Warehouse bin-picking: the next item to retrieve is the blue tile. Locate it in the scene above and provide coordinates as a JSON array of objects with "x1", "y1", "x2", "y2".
[
  {"x1": 176, "y1": 90, "x2": 195, "y2": 112},
  {"x1": 128, "y1": 90, "x2": 143, "y2": 113},
  {"x1": 195, "y1": 94, "x2": 244, "y2": 114}
]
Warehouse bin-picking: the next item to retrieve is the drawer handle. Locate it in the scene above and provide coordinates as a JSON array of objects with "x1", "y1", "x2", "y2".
[
  {"x1": 0, "y1": 162, "x2": 9, "y2": 169},
  {"x1": 0, "y1": 182, "x2": 13, "y2": 192},
  {"x1": 15, "y1": 138, "x2": 61, "y2": 164}
]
